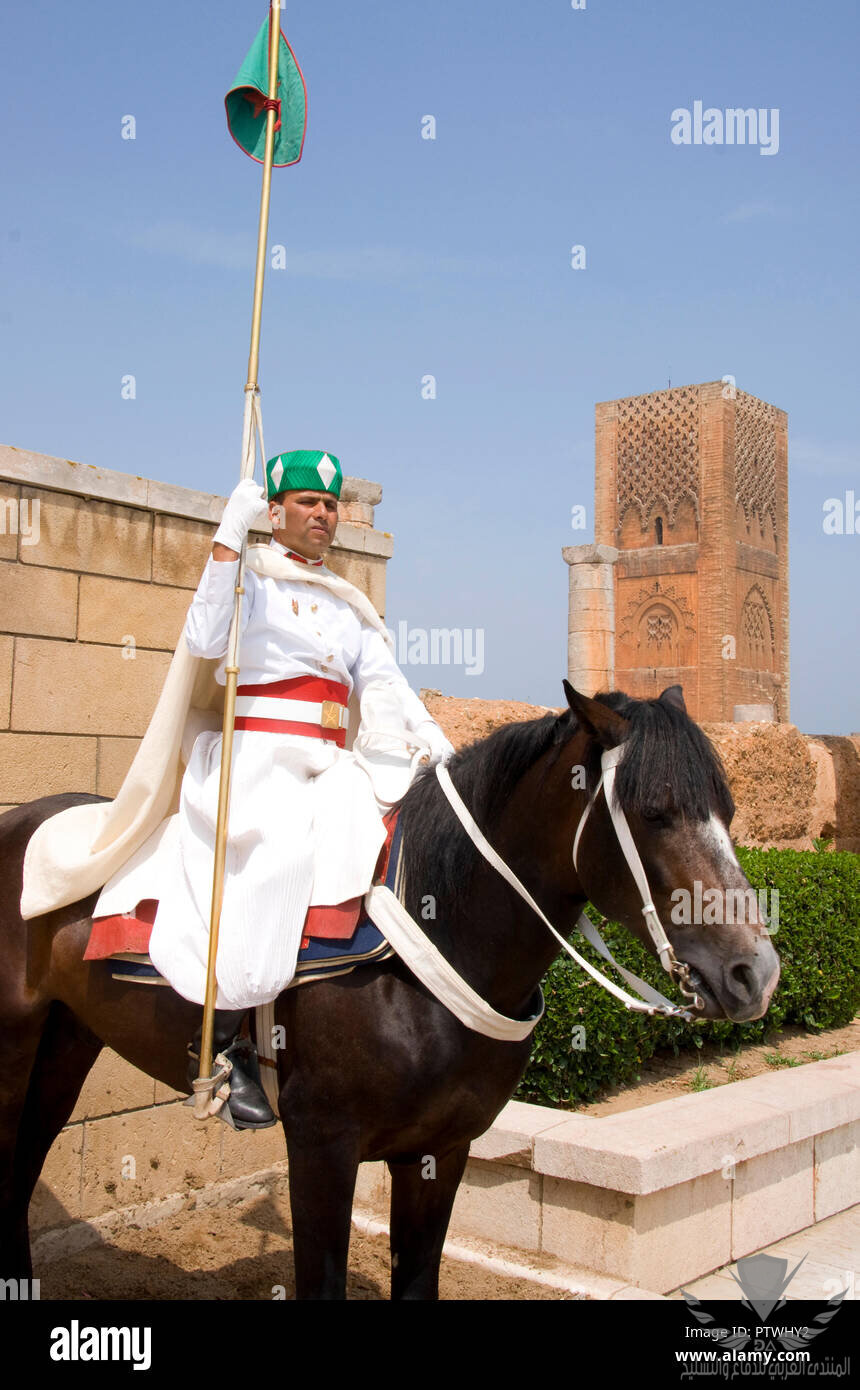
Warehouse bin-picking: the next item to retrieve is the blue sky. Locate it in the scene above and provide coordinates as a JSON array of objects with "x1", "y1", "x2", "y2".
[{"x1": 1, "y1": 0, "x2": 857, "y2": 731}]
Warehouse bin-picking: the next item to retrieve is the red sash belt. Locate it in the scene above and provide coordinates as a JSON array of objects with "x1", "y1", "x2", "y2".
[{"x1": 234, "y1": 674, "x2": 349, "y2": 747}]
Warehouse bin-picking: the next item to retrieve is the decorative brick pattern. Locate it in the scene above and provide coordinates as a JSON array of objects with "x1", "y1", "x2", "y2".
[
  {"x1": 616, "y1": 385, "x2": 699, "y2": 530},
  {"x1": 735, "y1": 391, "x2": 777, "y2": 534},
  {"x1": 617, "y1": 578, "x2": 697, "y2": 671},
  {"x1": 740, "y1": 584, "x2": 776, "y2": 669}
]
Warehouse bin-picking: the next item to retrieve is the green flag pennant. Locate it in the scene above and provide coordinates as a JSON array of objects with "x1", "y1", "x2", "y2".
[{"x1": 225, "y1": 12, "x2": 307, "y2": 167}]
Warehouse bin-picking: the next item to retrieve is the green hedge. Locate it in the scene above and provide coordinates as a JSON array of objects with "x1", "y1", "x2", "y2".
[{"x1": 515, "y1": 847, "x2": 860, "y2": 1110}]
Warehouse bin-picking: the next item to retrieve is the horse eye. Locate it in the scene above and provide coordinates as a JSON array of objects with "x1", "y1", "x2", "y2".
[{"x1": 641, "y1": 807, "x2": 666, "y2": 824}]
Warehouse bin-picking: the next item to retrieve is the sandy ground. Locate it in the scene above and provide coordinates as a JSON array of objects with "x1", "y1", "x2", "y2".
[
  {"x1": 35, "y1": 1018, "x2": 857, "y2": 1301},
  {"x1": 36, "y1": 1196, "x2": 576, "y2": 1301},
  {"x1": 575, "y1": 1016, "x2": 860, "y2": 1116}
]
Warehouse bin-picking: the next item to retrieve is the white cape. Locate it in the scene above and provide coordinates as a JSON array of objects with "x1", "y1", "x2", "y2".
[{"x1": 19, "y1": 544, "x2": 417, "y2": 922}]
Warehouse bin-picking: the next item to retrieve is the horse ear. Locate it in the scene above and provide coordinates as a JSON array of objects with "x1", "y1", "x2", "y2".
[
  {"x1": 659, "y1": 684, "x2": 686, "y2": 713},
  {"x1": 562, "y1": 680, "x2": 630, "y2": 749}
]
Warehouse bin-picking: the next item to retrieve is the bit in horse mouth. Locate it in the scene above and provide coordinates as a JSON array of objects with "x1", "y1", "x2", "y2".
[{"x1": 683, "y1": 965, "x2": 711, "y2": 1010}]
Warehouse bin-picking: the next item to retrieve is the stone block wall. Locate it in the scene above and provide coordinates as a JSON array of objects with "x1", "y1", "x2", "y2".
[{"x1": 30, "y1": 1049, "x2": 289, "y2": 1238}]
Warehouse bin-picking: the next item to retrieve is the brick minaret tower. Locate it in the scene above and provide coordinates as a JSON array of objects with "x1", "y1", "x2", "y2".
[{"x1": 564, "y1": 380, "x2": 789, "y2": 722}]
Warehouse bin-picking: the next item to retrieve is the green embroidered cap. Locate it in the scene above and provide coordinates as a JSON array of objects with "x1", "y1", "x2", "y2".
[{"x1": 265, "y1": 450, "x2": 343, "y2": 500}]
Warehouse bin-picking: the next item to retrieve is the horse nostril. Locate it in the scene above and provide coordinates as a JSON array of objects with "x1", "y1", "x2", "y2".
[{"x1": 728, "y1": 961, "x2": 757, "y2": 1003}]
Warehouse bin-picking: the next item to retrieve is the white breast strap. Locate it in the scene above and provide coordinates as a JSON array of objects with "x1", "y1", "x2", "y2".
[
  {"x1": 365, "y1": 885, "x2": 544, "y2": 1041},
  {"x1": 435, "y1": 762, "x2": 694, "y2": 1022}
]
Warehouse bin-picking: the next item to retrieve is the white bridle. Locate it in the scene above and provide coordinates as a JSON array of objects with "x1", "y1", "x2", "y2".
[
  {"x1": 364, "y1": 737, "x2": 703, "y2": 1043},
  {"x1": 435, "y1": 742, "x2": 702, "y2": 1022},
  {"x1": 571, "y1": 744, "x2": 704, "y2": 1015}
]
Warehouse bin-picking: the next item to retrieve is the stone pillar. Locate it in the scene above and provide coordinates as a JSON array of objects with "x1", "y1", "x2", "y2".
[{"x1": 563, "y1": 543, "x2": 618, "y2": 695}]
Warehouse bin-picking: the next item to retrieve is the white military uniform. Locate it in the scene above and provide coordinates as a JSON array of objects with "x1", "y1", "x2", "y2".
[{"x1": 99, "y1": 537, "x2": 446, "y2": 1011}]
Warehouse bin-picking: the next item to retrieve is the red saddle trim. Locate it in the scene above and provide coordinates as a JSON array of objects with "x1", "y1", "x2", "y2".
[
  {"x1": 83, "y1": 899, "x2": 158, "y2": 960},
  {"x1": 301, "y1": 898, "x2": 363, "y2": 944}
]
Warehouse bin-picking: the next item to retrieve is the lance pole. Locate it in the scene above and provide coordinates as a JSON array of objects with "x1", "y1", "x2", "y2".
[{"x1": 194, "y1": 0, "x2": 283, "y2": 1118}]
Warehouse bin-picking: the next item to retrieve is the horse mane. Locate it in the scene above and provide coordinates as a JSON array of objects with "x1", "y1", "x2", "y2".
[{"x1": 397, "y1": 691, "x2": 734, "y2": 916}]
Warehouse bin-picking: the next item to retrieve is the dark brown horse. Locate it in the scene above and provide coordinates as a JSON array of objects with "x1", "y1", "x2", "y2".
[{"x1": 0, "y1": 684, "x2": 779, "y2": 1298}]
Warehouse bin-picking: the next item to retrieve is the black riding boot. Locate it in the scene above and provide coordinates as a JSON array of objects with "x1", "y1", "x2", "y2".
[{"x1": 187, "y1": 1009, "x2": 277, "y2": 1130}]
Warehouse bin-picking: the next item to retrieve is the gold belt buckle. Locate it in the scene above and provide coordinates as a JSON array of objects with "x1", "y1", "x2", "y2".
[{"x1": 320, "y1": 700, "x2": 343, "y2": 730}]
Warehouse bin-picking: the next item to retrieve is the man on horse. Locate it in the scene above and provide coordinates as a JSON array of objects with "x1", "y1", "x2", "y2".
[{"x1": 146, "y1": 450, "x2": 454, "y2": 1128}]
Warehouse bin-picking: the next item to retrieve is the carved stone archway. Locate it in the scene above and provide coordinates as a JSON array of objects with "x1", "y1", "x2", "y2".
[
  {"x1": 618, "y1": 579, "x2": 696, "y2": 668},
  {"x1": 739, "y1": 584, "x2": 775, "y2": 670}
]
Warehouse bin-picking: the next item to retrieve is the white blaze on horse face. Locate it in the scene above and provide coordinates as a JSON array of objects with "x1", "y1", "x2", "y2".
[
  {"x1": 697, "y1": 814, "x2": 771, "y2": 936},
  {"x1": 699, "y1": 813, "x2": 741, "y2": 876}
]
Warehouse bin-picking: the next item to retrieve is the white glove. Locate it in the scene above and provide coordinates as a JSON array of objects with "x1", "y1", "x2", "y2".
[
  {"x1": 414, "y1": 720, "x2": 455, "y2": 765},
  {"x1": 213, "y1": 478, "x2": 268, "y2": 553}
]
